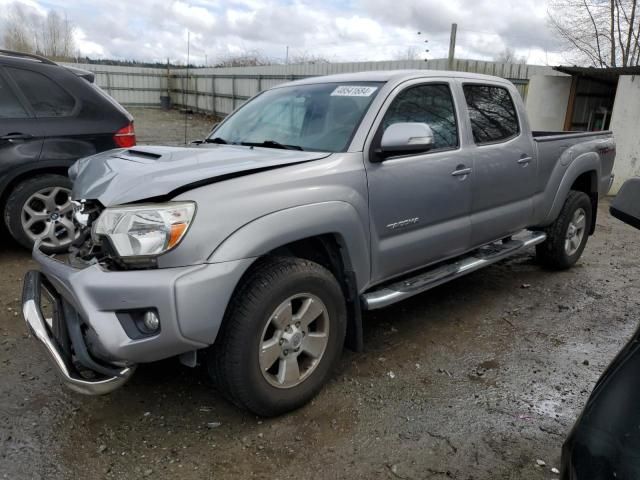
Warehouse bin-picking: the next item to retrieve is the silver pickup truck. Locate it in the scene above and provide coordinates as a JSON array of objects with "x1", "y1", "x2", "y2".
[{"x1": 22, "y1": 70, "x2": 616, "y2": 416}]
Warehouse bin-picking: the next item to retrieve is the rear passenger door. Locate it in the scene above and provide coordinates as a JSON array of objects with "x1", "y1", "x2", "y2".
[
  {"x1": 0, "y1": 69, "x2": 43, "y2": 180},
  {"x1": 461, "y1": 82, "x2": 536, "y2": 246}
]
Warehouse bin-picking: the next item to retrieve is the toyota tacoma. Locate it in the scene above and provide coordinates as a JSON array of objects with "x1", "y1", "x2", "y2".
[{"x1": 22, "y1": 70, "x2": 616, "y2": 416}]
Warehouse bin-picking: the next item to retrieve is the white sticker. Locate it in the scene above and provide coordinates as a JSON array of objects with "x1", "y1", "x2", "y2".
[{"x1": 331, "y1": 85, "x2": 378, "y2": 97}]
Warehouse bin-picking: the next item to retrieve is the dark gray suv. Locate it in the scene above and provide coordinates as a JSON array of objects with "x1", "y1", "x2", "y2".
[{"x1": 0, "y1": 49, "x2": 134, "y2": 252}]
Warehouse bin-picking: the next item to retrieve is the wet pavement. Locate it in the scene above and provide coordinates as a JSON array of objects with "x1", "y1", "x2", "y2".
[{"x1": 1, "y1": 108, "x2": 639, "y2": 479}]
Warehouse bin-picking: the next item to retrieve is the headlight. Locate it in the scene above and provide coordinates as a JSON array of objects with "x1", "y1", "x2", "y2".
[{"x1": 92, "y1": 202, "x2": 196, "y2": 257}]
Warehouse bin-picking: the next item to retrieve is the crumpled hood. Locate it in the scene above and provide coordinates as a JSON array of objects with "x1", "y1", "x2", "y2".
[{"x1": 70, "y1": 145, "x2": 331, "y2": 206}]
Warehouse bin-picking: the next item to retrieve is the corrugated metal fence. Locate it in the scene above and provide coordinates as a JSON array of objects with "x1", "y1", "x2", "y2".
[
  {"x1": 66, "y1": 59, "x2": 561, "y2": 116},
  {"x1": 62, "y1": 63, "x2": 169, "y2": 107}
]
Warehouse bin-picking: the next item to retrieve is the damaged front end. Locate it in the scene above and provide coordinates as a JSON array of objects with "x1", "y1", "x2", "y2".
[
  {"x1": 22, "y1": 200, "x2": 137, "y2": 394},
  {"x1": 22, "y1": 269, "x2": 135, "y2": 395}
]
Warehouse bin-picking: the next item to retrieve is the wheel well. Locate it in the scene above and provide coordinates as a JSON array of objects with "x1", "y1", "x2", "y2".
[
  {"x1": 0, "y1": 167, "x2": 69, "y2": 216},
  {"x1": 269, "y1": 235, "x2": 345, "y2": 279},
  {"x1": 570, "y1": 171, "x2": 598, "y2": 235},
  {"x1": 268, "y1": 234, "x2": 363, "y2": 352}
]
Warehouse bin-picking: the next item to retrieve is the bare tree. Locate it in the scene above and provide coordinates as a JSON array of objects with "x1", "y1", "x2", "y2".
[
  {"x1": 1, "y1": 3, "x2": 76, "y2": 60},
  {"x1": 494, "y1": 47, "x2": 527, "y2": 64},
  {"x1": 1, "y1": 4, "x2": 36, "y2": 53},
  {"x1": 38, "y1": 11, "x2": 75, "y2": 59},
  {"x1": 287, "y1": 52, "x2": 330, "y2": 64},
  {"x1": 549, "y1": 0, "x2": 640, "y2": 67},
  {"x1": 215, "y1": 50, "x2": 272, "y2": 67}
]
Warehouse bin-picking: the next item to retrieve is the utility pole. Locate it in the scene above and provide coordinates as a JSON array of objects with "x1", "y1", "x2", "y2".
[
  {"x1": 285, "y1": 45, "x2": 289, "y2": 64},
  {"x1": 448, "y1": 23, "x2": 457, "y2": 70},
  {"x1": 184, "y1": 30, "x2": 190, "y2": 145}
]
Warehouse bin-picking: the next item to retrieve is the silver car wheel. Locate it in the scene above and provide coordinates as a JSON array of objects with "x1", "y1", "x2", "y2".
[
  {"x1": 565, "y1": 207, "x2": 586, "y2": 256},
  {"x1": 21, "y1": 186, "x2": 76, "y2": 249},
  {"x1": 259, "y1": 293, "x2": 330, "y2": 389}
]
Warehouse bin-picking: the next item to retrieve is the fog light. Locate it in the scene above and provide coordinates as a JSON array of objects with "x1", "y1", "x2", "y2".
[{"x1": 143, "y1": 311, "x2": 160, "y2": 331}]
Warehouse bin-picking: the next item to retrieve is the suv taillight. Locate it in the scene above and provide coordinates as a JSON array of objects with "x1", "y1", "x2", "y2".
[{"x1": 114, "y1": 123, "x2": 136, "y2": 148}]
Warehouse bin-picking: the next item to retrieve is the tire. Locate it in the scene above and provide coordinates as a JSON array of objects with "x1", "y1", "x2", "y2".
[
  {"x1": 536, "y1": 190, "x2": 592, "y2": 270},
  {"x1": 208, "y1": 256, "x2": 347, "y2": 417},
  {"x1": 4, "y1": 174, "x2": 75, "y2": 253}
]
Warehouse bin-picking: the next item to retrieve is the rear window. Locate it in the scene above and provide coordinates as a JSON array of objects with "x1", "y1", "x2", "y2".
[
  {"x1": 0, "y1": 73, "x2": 28, "y2": 118},
  {"x1": 7, "y1": 67, "x2": 75, "y2": 118},
  {"x1": 463, "y1": 84, "x2": 519, "y2": 144},
  {"x1": 90, "y1": 83, "x2": 130, "y2": 117}
]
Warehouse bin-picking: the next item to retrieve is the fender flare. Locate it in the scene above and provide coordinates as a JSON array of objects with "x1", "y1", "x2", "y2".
[
  {"x1": 542, "y1": 152, "x2": 601, "y2": 226},
  {"x1": 209, "y1": 201, "x2": 371, "y2": 292}
]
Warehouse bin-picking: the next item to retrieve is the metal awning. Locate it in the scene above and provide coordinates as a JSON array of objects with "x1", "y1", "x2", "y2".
[{"x1": 553, "y1": 66, "x2": 640, "y2": 84}]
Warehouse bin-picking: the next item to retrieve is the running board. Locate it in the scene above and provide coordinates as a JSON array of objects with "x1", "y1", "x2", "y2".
[{"x1": 361, "y1": 231, "x2": 547, "y2": 310}]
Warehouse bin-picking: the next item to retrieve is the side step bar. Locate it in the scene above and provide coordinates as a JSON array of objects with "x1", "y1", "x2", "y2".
[{"x1": 362, "y1": 231, "x2": 547, "y2": 310}]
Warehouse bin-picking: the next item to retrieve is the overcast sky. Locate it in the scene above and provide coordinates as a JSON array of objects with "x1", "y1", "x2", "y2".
[{"x1": 1, "y1": 0, "x2": 565, "y2": 65}]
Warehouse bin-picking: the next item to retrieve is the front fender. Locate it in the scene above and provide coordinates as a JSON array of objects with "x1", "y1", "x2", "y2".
[
  {"x1": 542, "y1": 151, "x2": 601, "y2": 225},
  {"x1": 209, "y1": 201, "x2": 371, "y2": 291}
]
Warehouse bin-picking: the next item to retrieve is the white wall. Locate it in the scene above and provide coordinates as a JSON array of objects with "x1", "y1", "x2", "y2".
[
  {"x1": 525, "y1": 75, "x2": 572, "y2": 131},
  {"x1": 610, "y1": 75, "x2": 640, "y2": 194}
]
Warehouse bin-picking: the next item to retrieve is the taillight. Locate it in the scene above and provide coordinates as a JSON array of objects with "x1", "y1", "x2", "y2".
[{"x1": 114, "y1": 123, "x2": 136, "y2": 148}]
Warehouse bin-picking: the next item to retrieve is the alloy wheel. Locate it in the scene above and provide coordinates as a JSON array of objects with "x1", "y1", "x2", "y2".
[
  {"x1": 259, "y1": 293, "x2": 330, "y2": 389},
  {"x1": 20, "y1": 186, "x2": 76, "y2": 250},
  {"x1": 565, "y1": 207, "x2": 586, "y2": 256}
]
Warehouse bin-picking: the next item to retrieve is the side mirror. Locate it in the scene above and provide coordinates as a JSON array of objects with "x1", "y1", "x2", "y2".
[
  {"x1": 376, "y1": 122, "x2": 434, "y2": 160},
  {"x1": 611, "y1": 178, "x2": 640, "y2": 230}
]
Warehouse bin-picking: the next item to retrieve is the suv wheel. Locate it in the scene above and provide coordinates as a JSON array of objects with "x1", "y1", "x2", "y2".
[
  {"x1": 536, "y1": 190, "x2": 592, "y2": 269},
  {"x1": 208, "y1": 257, "x2": 347, "y2": 417},
  {"x1": 4, "y1": 174, "x2": 76, "y2": 253}
]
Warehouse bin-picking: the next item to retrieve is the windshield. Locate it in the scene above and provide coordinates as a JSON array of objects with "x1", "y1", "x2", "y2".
[{"x1": 209, "y1": 82, "x2": 383, "y2": 152}]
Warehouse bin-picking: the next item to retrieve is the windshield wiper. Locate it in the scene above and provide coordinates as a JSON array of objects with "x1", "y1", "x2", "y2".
[
  {"x1": 204, "y1": 137, "x2": 228, "y2": 144},
  {"x1": 240, "y1": 140, "x2": 304, "y2": 151}
]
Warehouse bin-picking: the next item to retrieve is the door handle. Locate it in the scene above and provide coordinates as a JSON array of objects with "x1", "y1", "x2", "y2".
[
  {"x1": 517, "y1": 156, "x2": 533, "y2": 165},
  {"x1": 451, "y1": 166, "x2": 472, "y2": 177},
  {"x1": 0, "y1": 133, "x2": 33, "y2": 142}
]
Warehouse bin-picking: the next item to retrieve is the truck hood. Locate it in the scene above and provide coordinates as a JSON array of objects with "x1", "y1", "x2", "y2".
[{"x1": 70, "y1": 145, "x2": 331, "y2": 206}]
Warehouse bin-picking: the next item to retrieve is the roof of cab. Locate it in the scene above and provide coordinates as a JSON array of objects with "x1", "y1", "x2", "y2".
[{"x1": 275, "y1": 69, "x2": 512, "y2": 89}]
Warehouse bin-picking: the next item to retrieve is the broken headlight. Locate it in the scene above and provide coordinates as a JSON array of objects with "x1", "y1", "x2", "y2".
[{"x1": 92, "y1": 202, "x2": 195, "y2": 258}]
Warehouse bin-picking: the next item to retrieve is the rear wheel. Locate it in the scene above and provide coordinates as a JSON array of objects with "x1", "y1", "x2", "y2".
[
  {"x1": 208, "y1": 257, "x2": 347, "y2": 417},
  {"x1": 536, "y1": 190, "x2": 592, "y2": 269},
  {"x1": 4, "y1": 174, "x2": 76, "y2": 253}
]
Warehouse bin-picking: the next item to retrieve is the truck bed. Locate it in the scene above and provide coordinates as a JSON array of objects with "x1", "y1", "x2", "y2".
[
  {"x1": 532, "y1": 129, "x2": 616, "y2": 200},
  {"x1": 532, "y1": 130, "x2": 612, "y2": 141}
]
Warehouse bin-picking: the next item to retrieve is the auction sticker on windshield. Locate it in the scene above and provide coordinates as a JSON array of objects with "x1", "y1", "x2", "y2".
[{"x1": 331, "y1": 85, "x2": 378, "y2": 96}]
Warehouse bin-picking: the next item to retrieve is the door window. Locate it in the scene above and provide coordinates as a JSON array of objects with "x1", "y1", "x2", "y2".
[
  {"x1": 7, "y1": 67, "x2": 75, "y2": 117},
  {"x1": 0, "y1": 74, "x2": 29, "y2": 118},
  {"x1": 382, "y1": 84, "x2": 458, "y2": 150},
  {"x1": 463, "y1": 85, "x2": 519, "y2": 144}
]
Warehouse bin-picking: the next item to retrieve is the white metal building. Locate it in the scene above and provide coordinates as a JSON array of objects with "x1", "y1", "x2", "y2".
[{"x1": 526, "y1": 67, "x2": 640, "y2": 194}]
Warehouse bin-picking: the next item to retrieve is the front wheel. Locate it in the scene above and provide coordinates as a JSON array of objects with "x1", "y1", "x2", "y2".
[
  {"x1": 536, "y1": 190, "x2": 593, "y2": 270},
  {"x1": 207, "y1": 257, "x2": 347, "y2": 416}
]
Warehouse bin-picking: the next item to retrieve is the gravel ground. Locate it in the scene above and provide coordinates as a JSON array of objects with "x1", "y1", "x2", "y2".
[
  {"x1": 1, "y1": 108, "x2": 639, "y2": 479},
  {"x1": 129, "y1": 107, "x2": 217, "y2": 146}
]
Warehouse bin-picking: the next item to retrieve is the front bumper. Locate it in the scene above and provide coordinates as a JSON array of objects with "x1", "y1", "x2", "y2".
[
  {"x1": 23, "y1": 245, "x2": 254, "y2": 394},
  {"x1": 22, "y1": 270, "x2": 135, "y2": 395}
]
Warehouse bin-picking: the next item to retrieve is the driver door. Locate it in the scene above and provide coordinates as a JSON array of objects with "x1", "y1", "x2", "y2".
[{"x1": 365, "y1": 80, "x2": 474, "y2": 283}]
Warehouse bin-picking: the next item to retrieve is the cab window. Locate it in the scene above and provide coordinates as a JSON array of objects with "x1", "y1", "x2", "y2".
[{"x1": 382, "y1": 84, "x2": 459, "y2": 150}]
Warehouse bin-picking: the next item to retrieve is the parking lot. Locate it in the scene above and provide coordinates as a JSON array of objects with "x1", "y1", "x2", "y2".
[{"x1": 1, "y1": 107, "x2": 638, "y2": 480}]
